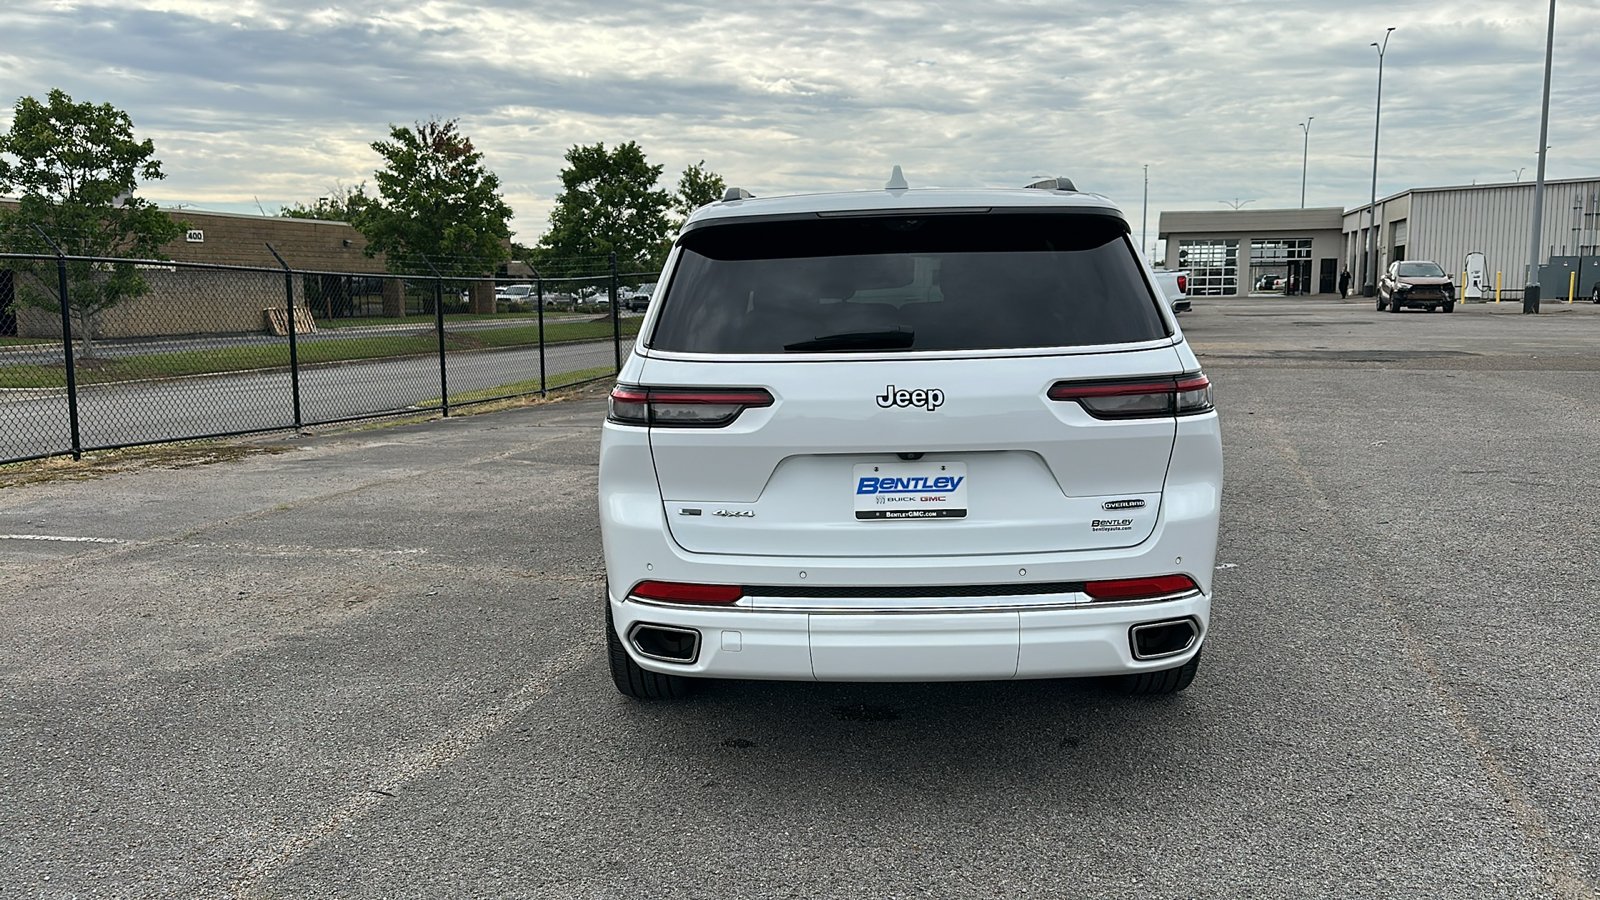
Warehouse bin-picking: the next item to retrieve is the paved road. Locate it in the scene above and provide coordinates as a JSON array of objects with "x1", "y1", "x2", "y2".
[
  {"x1": 1, "y1": 295, "x2": 1598, "y2": 898},
  {"x1": 0, "y1": 336, "x2": 632, "y2": 461}
]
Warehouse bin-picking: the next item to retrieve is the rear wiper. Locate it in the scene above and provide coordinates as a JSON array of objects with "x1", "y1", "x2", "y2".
[{"x1": 784, "y1": 328, "x2": 915, "y2": 352}]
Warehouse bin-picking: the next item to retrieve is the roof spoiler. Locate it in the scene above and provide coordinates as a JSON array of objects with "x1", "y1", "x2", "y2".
[{"x1": 1024, "y1": 176, "x2": 1078, "y2": 192}]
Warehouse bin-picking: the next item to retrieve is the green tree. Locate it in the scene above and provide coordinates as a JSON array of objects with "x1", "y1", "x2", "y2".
[
  {"x1": 352, "y1": 119, "x2": 512, "y2": 278},
  {"x1": 536, "y1": 141, "x2": 672, "y2": 275},
  {"x1": 674, "y1": 159, "x2": 725, "y2": 222},
  {"x1": 0, "y1": 88, "x2": 185, "y2": 355},
  {"x1": 280, "y1": 180, "x2": 371, "y2": 222}
]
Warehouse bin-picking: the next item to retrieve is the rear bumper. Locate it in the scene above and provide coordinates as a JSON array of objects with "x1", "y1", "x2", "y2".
[{"x1": 611, "y1": 592, "x2": 1207, "y2": 681}]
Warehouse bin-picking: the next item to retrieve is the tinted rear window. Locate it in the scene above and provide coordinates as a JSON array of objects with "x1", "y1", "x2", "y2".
[{"x1": 648, "y1": 213, "x2": 1168, "y2": 354}]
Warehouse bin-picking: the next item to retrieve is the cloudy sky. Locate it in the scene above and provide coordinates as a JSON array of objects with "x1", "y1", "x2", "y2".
[{"x1": 2, "y1": 0, "x2": 1596, "y2": 254}]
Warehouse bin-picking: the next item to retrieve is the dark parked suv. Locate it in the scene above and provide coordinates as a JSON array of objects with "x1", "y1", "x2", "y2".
[{"x1": 1378, "y1": 260, "x2": 1456, "y2": 313}]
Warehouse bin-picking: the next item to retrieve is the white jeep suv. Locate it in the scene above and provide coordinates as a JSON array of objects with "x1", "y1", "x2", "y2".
[{"x1": 598, "y1": 176, "x2": 1222, "y2": 699}]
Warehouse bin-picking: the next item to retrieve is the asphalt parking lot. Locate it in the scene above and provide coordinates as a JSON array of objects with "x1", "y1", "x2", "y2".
[{"x1": 2, "y1": 294, "x2": 1598, "y2": 899}]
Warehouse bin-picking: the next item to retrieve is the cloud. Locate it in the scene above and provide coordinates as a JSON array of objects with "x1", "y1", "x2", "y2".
[{"x1": 1, "y1": 0, "x2": 1595, "y2": 243}]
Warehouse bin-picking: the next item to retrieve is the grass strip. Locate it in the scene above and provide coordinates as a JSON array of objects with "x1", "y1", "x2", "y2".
[
  {"x1": 319, "y1": 313, "x2": 532, "y2": 330},
  {"x1": 432, "y1": 366, "x2": 616, "y2": 407},
  {"x1": 0, "y1": 318, "x2": 639, "y2": 388},
  {"x1": 318, "y1": 309, "x2": 612, "y2": 329},
  {"x1": 0, "y1": 442, "x2": 294, "y2": 488}
]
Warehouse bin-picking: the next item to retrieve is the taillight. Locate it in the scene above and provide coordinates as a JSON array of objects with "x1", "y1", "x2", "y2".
[
  {"x1": 1176, "y1": 274, "x2": 1187, "y2": 294},
  {"x1": 607, "y1": 385, "x2": 774, "y2": 427},
  {"x1": 1083, "y1": 575, "x2": 1199, "y2": 601},
  {"x1": 630, "y1": 581, "x2": 744, "y2": 604},
  {"x1": 1047, "y1": 372, "x2": 1213, "y2": 419}
]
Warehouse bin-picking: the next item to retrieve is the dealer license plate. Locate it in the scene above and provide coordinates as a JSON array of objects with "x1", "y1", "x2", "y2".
[{"x1": 853, "y1": 462, "x2": 968, "y2": 520}]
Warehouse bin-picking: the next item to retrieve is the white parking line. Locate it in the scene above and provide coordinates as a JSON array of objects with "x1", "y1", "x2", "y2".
[
  {"x1": 230, "y1": 642, "x2": 595, "y2": 898},
  {"x1": 0, "y1": 534, "x2": 123, "y2": 544}
]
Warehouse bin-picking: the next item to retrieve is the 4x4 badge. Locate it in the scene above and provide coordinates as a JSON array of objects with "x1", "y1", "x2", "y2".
[{"x1": 875, "y1": 385, "x2": 945, "y2": 411}]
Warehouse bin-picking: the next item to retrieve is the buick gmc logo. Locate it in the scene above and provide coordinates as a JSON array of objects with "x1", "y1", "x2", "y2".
[{"x1": 875, "y1": 385, "x2": 945, "y2": 411}]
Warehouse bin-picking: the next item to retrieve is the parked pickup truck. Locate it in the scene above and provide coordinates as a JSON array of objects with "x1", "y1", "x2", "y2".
[{"x1": 1152, "y1": 269, "x2": 1191, "y2": 313}]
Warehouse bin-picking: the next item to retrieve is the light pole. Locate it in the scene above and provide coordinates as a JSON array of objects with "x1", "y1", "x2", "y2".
[
  {"x1": 1141, "y1": 164, "x2": 1149, "y2": 264},
  {"x1": 1524, "y1": 0, "x2": 1556, "y2": 314},
  {"x1": 1218, "y1": 199, "x2": 1255, "y2": 210},
  {"x1": 1299, "y1": 117, "x2": 1314, "y2": 208},
  {"x1": 1363, "y1": 27, "x2": 1394, "y2": 297}
]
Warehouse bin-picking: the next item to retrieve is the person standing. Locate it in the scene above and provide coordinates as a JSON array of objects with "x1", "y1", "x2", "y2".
[{"x1": 1338, "y1": 266, "x2": 1352, "y2": 299}]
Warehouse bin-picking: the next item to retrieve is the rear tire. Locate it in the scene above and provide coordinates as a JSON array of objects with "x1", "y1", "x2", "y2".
[
  {"x1": 606, "y1": 601, "x2": 690, "y2": 700},
  {"x1": 1115, "y1": 649, "x2": 1201, "y2": 695}
]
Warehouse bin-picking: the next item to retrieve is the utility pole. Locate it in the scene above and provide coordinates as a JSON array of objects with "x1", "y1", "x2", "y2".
[
  {"x1": 1299, "y1": 117, "x2": 1314, "y2": 209},
  {"x1": 1364, "y1": 27, "x2": 1395, "y2": 297},
  {"x1": 1523, "y1": 0, "x2": 1556, "y2": 314},
  {"x1": 1141, "y1": 165, "x2": 1149, "y2": 264}
]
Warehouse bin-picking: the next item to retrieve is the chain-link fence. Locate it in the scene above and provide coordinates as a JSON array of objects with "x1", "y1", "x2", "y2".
[{"x1": 0, "y1": 245, "x2": 651, "y2": 464}]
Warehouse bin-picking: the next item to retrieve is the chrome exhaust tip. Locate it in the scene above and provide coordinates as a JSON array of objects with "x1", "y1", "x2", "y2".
[
  {"x1": 1130, "y1": 618, "x2": 1199, "y2": 661},
  {"x1": 628, "y1": 623, "x2": 702, "y2": 664}
]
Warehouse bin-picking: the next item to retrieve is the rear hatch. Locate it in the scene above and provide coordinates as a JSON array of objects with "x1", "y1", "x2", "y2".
[{"x1": 631, "y1": 210, "x2": 1197, "y2": 559}]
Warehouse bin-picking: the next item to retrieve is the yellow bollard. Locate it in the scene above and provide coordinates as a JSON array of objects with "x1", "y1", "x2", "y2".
[
  {"x1": 1570, "y1": 270, "x2": 1577, "y2": 304},
  {"x1": 1496, "y1": 271, "x2": 1502, "y2": 303},
  {"x1": 1461, "y1": 271, "x2": 1467, "y2": 302}
]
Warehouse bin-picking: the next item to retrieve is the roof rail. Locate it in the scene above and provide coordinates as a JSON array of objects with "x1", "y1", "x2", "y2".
[
  {"x1": 1024, "y1": 176, "x2": 1077, "y2": 192},
  {"x1": 722, "y1": 187, "x2": 755, "y2": 201}
]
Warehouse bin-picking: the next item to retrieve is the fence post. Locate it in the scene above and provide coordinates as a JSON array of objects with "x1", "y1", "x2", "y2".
[
  {"x1": 34, "y1": 225, "x2": 82, "y2": 460},
  {"x1": 533, "y1": 268, "x2": 547, "y2": 395},
  {"x1": 610, "y1": 252, "x2": 621, "y2": 373},
  {"x1": 265, "y1": 244, "x2": 303, "y2": 430},
  {"x1": 422, "y1": 255, "x2": 448, "y2": 416}
]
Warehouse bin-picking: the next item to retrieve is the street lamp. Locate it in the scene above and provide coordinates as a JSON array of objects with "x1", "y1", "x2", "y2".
[
  {"x1": 1218, "y1": 199, "x2": 1255, "y2": 210},
  {"x1": 1141, "y1": 164, "x2": 1149, "y2": 264},
  {"x1": 1363, "y1": 27, "x2": 1395, "y2": 297},
  {"x1": 1526, "y1": 0, "x2": 1557, "y2": 320},
  {"x1": 1299, "y1": 117, "x2": 1314, "y2": 209}
]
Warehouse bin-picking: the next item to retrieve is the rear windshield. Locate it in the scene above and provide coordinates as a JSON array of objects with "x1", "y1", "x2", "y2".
[{"x1": 648, "y1": 213, "x2": 1168, "y2": 354}]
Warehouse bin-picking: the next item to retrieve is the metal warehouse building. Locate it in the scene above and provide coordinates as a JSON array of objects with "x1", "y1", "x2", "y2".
[
  {"x1": 1344, "y1": 177, "x2": 1600, "y2": 299},
  {"x1": 1159, "y1": 176, "x2": 1600, "y2": 300}
]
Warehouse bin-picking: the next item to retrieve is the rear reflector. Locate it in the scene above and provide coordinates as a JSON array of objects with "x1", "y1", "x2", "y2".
[
  {"x1": 630, "y1": 581, "x2": 744, "y2": 604},
  {"x1": 608, "y1": 385, "x2": 774, "y2": 428},
  {"x1": 1083, "y1": 574, "x2": 1199, "y2": 601},
  {"x1": 1048, "y1": 372, "x2": 1213, "y2": 419}
]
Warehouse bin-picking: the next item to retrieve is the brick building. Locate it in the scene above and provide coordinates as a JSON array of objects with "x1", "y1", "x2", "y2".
[{"x1": 2, "y1": 205, "x2": 499, "y2": 338}]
